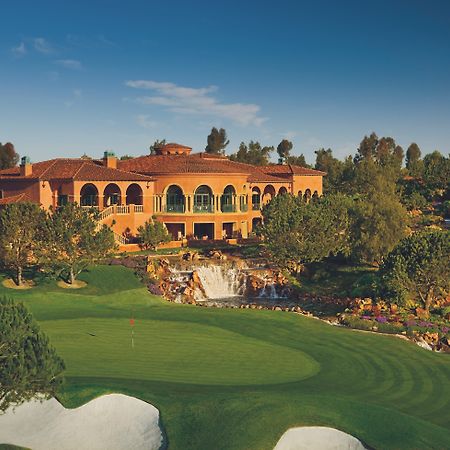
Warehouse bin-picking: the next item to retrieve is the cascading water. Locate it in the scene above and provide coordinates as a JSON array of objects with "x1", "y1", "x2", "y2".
[
  {"x1": 167, "y1": 262, "x2": 288, "y2": 305},
  {"x1": 194, "y1": 265, "x2": 246, "y2": 299}
]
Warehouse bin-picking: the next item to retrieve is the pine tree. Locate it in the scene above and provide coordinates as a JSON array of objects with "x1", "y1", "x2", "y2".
[
  {"x1": 205, "y1": 128, "x2": 229, "y2": 155},
  {"x1": 0, "y1": 296, "x2": 65, "y2": 412}
]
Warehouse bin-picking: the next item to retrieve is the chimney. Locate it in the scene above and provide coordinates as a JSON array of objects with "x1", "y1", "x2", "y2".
[
  {"x1": 20, "y1": 156, "x2": 32, "y2": 176},
  {"x1": 103, "y1": 151, "x2": 117, "y2": 169}
]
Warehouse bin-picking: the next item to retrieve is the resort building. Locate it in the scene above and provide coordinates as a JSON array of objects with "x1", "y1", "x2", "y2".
[{"x1": 0, "y1": 143, "x2": 325, "y2": 244}]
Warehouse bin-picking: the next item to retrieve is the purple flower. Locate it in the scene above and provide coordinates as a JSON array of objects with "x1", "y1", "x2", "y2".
[
  {"x1": 441, "y1": 326, "x2": 449, "y2": 334},
  {"x1": 376, "y1": 316, "x2": 388, "y2": 323},
  {"x1": 361, "y1": 315, "x2": 371, "y2": 320},
  {"x1": 405, "y1": 320, "x2": 416, "y2": 327}
]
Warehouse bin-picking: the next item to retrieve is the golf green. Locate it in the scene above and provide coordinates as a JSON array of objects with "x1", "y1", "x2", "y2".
[{"x1": 1, "y1": 265, "x2": 449, "y2": 450}]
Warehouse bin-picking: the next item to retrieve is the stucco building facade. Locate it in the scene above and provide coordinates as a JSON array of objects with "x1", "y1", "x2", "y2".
[{"x1": 0, "y1": 143, "x2": 325, "y2": 243}]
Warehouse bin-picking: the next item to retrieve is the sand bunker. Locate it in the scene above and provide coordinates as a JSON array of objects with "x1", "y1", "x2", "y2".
[
  {"x1": 56, "y1": 279, "x2": 87, "y2": 289},
  {"x1": 0, "y1": 393, "x2": 163, "y2": 450},
  {"x1": 2, "y1": 278, "x2": 34, "y2": 289},
  {"x1": 274, "y1": 426, "x2": 366, "y2": 450}
]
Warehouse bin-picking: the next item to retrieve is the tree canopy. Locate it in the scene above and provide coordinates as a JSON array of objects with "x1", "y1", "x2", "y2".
[
  {"x1": 0, "y1": 296, "x2": 65, "y2": 412},
  {"x1": 380, "y1": 231, "x2": 450, "y2": 312},
  {"x1": 149, "y1": 139, "x2": 166, "y2": 155},
  {"x1": 42, "y1": 203, "x2": 116, "y2": 284},
  {"x1": 0, "y1": 142, "x2": 19, "y2": 170},
  {"x1": 260, "y1": 193, "x2": 353, "y2": 270},
  {"x1": 229, "y1": 141, "x2": 273, "y2": 165},
  {"x1": 0, "y1": 202, "x2": 46, "y2": 286},
  {"x1": 138, "y1": 217, "x2": 171, "y2": 250},
  {"x1": 276, "y1": 139, "x2": 293, "y2": 162},
  {"x1": 205, "y1": 128, "x2": 229, "y2": 155}
]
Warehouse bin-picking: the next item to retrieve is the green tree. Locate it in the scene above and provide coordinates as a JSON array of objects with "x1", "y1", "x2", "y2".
[
  {"x1": 0, "y1": 202, "x2": 46, "y2": 286},
  {"x1": 355, "y1": 132, "x2": 378, "y2": 162},
  {"x1": 314, "y1": 148, "x2": 345, "y2": 192},
  {"x1": 43, "y1": 203, "x2": 116, "y2": 284},
  {"x1": 229, "y1": 141, "x2": 273, "y2": 165},
  {"x1": 260, "y1": 193, "x2": 353, "y2": 270},
  {"x1": 205, "y1": 128, "x2": 229, "y2": 155},
  {"x1": 286, "y1": 154, "x2": 310, "y2": 167},
  {"x1": 350, "y1": 191, "x2": 408, "y2": 265},
  {"x1": 0, "y1": 142, "x2": 20, "y2": 170},
  {"x1": 149, "y1": 139, "x2": 166, "y2": 155},
  {"x1": 405, "y1": 143, "x2": 423, "y2": 177},
  {"x1": 380, "y1": 231, "x2": 450, "y2": 312},
  {"x1": 0, "y1": 296, "x2": 65, "y2": 412},
  {"x1": 276, "y1": 139, "x2": 293, "y2": 162},
  {"x1": 423, "y1": 150, "x2": 450, "y2": 192},
  {"x1": 138, "y1": 217, "x2": 171, "y2": 250}
]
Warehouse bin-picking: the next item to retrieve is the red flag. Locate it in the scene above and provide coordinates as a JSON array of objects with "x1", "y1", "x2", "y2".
[{"x1": 130, "y1": 318, "x2": 135, "y2": 327}]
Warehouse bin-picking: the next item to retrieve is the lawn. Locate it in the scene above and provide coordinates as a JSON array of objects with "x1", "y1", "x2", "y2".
[{"x1": 1, "y1": 265, "x2": 449, "y2": 449}]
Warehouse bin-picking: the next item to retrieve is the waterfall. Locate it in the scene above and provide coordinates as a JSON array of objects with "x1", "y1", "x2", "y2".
[
  {"x1": 258, "y1": 281, "x2": 279, "y2": 299},
  {"x1": 194, "y1": 265, "x2": 245, "y2": 299}
]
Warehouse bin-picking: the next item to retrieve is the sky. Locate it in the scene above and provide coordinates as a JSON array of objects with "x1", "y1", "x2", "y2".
[{"x1": 1, "y1": 0, "x2": 450, "y2": 164}]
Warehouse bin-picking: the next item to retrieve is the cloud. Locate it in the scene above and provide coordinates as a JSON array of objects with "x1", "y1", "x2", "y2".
[
  {"x1": 55, "y1": 59, "x2": 83, "y2": 70},
  {"x1": 281, "y1": 131, "x2": 297, "y2": 140},
  {"x1": 33, "y1": 37, "x2": 54, "y2": 54},
  {"x1": 73, "y1": 89, "x2": 82, "y2": 97},
  {"x1": 125, "y1": 80, "x2": 266, "y2": 127},
  {"x1": 11, "y1": 42, "x2": 26, "y2": 57},
  {"x1": 136, "y1": 114, "x2": 158, "y2": 129}
]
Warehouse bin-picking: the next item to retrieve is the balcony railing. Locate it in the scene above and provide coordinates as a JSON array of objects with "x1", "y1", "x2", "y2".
[
  {"x1": 221, "y1": 204, "x2": 236, "y2": 213},
  {"x1": 193, "y1": 204, "x2": 214, "y2": 213},
  {"x1": 252, "y1": 203, "x2": 261, "y2": 211},
  {"x1": 165, "y1": 204, "x2": 185, "y2": 213},
  {"x1": 134, "y1": 205, "x2": 144, "y2": 213}
]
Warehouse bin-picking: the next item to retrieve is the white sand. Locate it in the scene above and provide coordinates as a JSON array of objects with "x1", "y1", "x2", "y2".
[
  {"x1": 0, "y1": 393, "x2": 163, "y2": 450},
  {"x1": 274, "y1": 426, "x2": 366, "y2": 450}
]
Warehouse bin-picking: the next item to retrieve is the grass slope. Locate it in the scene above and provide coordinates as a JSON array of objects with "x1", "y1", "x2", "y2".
[{"x1": 1, "y1": 266, "x2": 449, "y2": 450}]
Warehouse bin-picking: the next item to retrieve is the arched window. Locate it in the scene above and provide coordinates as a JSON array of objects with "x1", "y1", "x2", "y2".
[
  {"x1": 278, "y1": 186, "x2": 288, "y2": 195},
  {"x1": 221, "y1": 185, "x2": 236, "y2": 212},
  {"x1": 297, "y1": 190, "x2": 303, "y2": 198},
  {"x1": 194, "y1": 185, "x2": 213, "y2": 213},
  {"x1": 304, "y1": 188, "x2": 312, "y2": 202},
  {"x1": 262, "y1": 185, "x2": 276, "y2": 204},
  {"x1": 251, "y1": 187, "x2": 261, "y2": 210},
  {"x1": 312, "y1": 190, "x2": 319, "y2": 199},
  {"x1": 126, "y1": 184, "x2": 143, "y2": 205},
  {"x1": 166, "y1": 185, "x2": 185, "y2": 213},
  {"x1": 80, "y1": 184, "x2": 99, "y2": 207},
  {"x1": 103, "y1": 183, "x2": 121, "y2": 207}
]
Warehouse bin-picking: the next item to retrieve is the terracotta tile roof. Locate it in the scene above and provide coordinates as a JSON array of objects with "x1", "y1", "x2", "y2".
[
  {"x1": 0, "y1": 193, "x2": 31, "y2": 205},
  {"x1": 118, "y1": 153, "x2": 250, "y2": 175},
  {"x1": 262, "y1": 164, "x2": 326, "y2": 176},
  {"x1": 0, "y1": 159, "x2": 154, "y2": 182}
]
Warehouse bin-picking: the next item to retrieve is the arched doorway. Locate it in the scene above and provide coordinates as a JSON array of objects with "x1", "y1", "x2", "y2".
[
  {"x1": 297, "y1": 190, "x2": 303, "y2": 198},
  {"x1": 262, "y1": 185, "x2": 276, "y2": 204},
  {"x1": 166, "y1": 185, "x2": 185, "y2": 213},
  {"x1": 221, "y1": 185, "x2": 236, "y2": 212},
  {"x1": 103, "y1": 183, "x2": 121, "y2": 207},
  {"x1": 251, "y1": 187, "x2": 261, "y2": 210},
  {"x1": 126, "y1": 184, "x2": 143, "y2": 205},
  {"x1": 278, "y1": 186, "x2": 288, "y2": 195},
  {"x1": 80, "y1": 183, "x2": 99, "y2": 207},
  {"x1": 194, "y1": 185, "x2": 214, "y2": 213},
  {"x1": 312, "y1": 190, "x2": 319, "y2": 199}
]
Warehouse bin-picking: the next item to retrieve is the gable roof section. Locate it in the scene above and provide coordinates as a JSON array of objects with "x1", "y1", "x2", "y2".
[
  {"x1": 262, "y1": 164, "x2": 326, "y2": 176},
  {"x1": 0, "y1": 193, "x2": 31, "y2": 205},
  {"x1": 0, "y1": 159, "x2": 154, "y2": 182},
  {"x1": 118, "y1": 152, "x2": 324, "y2": 182}
]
